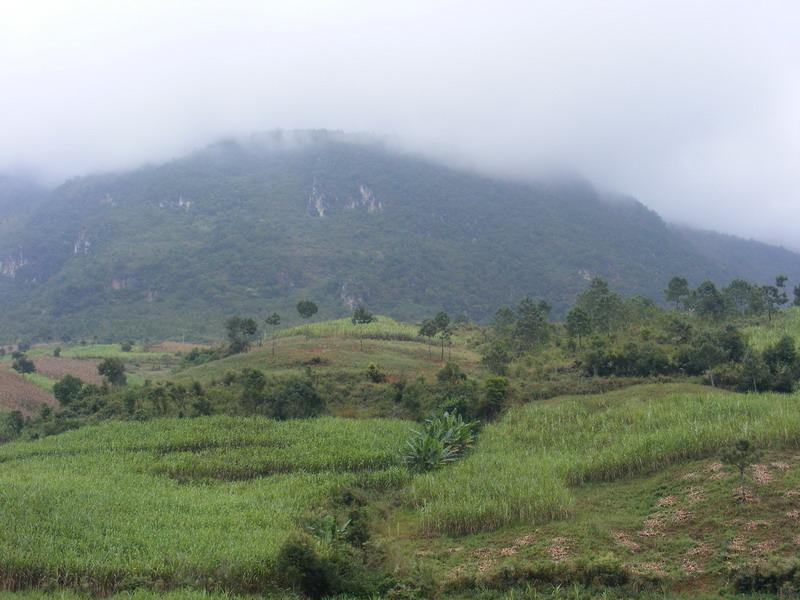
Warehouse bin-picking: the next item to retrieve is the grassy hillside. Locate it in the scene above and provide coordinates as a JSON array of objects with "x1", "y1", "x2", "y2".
[
  {"x1": 0, "y1": 416, "x2": 410, "y2": 594},
  {"x1": 2, "y1": 131, "x2": 798, "y2": 343},
  {"x1": 747, "y1": 307, "x2": 800, "y2": 351},
  {"x1": 411, "y1": 384, "x2": 800, "y2": 534},
  {"x1": 3, "y1": 384, "x2": 800, "y2": 597}
]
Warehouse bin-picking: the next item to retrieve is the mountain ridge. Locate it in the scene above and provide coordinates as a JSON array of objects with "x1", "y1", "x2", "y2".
[{"x1": 0, "y1": 131, "x2": 797, "y2": 342}]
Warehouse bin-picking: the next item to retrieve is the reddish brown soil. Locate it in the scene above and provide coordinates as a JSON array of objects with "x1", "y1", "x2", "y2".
[
  {"x1": 0, "y1": 367, "x2": 57, "y2": 415},
  {"x1": 32, "y1": 357, "x2": 104, "y2": 385}
]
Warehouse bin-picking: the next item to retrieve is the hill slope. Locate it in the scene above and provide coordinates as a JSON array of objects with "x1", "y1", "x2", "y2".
[{"x1": 1, "y1": 131, "x2": 798, "y2": 342}]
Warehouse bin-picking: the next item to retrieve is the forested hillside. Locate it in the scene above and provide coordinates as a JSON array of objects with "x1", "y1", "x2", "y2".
[
  {"x1": 0, "y1": 131, "x2": 797, "y2": 342},
  {"x1": 0, "y1": 175, "x2": 48, "y2": 237}
]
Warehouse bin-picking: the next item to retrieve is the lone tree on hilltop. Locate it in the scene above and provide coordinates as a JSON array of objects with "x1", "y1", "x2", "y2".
[
  {"x1": 264, "y1": 313, "x2": 281, "y2": 356},
  {"x1": 351, "y1": 305, "x2": 375, "y2": 351},
  {"x1": 296, "y1": 300, "x2": 318, "y2": 338}
]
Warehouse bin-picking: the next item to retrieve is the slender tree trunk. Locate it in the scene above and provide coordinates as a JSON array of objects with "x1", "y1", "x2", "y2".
[
  {"x1": 272, "y1": 333, "x2": 276, "y2": 356},
  {"x1": 441, "y1": 337, "x2": 445, "y2": 362}
]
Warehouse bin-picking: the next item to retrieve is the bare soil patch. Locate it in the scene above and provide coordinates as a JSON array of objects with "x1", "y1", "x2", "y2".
[
  {"x1": 0, "y1": 367, "x2": 57, "y2": 415},
  {"x1": 32, "y1": 357, "x2": 103, "y2": 385}
]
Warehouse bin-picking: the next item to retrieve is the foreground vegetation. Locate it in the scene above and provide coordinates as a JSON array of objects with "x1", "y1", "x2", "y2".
[
  {"x1": 4, "y1": 276, "x2": 800, "y2": 597},
  {"x1": 0, "y1": 416, "x2": 409, "y2": 595},
  {"x1": 4, "y1": 384, "x2": 800, "y2": 598},
  {"x1": 412, "y1": 384, "x2": 800, "y2": 534}
]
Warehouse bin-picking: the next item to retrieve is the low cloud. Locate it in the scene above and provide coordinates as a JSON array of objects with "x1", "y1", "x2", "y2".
[{"x1": 1, "y1": 1, "x2": 798, "y2": 247}]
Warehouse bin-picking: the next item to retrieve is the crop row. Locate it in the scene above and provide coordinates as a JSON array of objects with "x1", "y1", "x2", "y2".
[{"x1": 412, "y1": 384, "x2": 800, "y2": 534}]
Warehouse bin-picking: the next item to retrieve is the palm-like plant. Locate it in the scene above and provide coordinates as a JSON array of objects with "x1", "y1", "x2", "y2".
[{"x1": 402, "y1": 412, "x2": 477, "y2": 473}]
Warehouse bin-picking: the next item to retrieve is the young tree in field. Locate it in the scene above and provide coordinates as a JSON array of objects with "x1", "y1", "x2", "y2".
[
  {"x1": 98, "y1": 357, "x2": 126, "y2": 387},
  {"x1": 264, "y1": 313, "x2": 281, "y2": 356},
  {"x1": 433, "y1": 311, "x2": 451, "y2": 361},
  {"x1": 296, "y1": 300, "x2": 318, "y2": 338},
  {"x1": 721, "y1": 439, "x2": 760, "y2": 502},
  {"x1": 565, "y1": 307, "x2": 591, "y2": 348},
  {"x1": 351, "y1": 305, "x2": 375, "y2": 351},
  {"x1": 225, "y1": 316, "x2": 259, "y2": 354},
  {"x1": 794, "y1": 284, "x2": 800, "y2": 307},
  {"x1": 664, "y1": 276, "x2": 690, "y2": 310},
  {"x1": 419, "y1": 319, "x2": 437, "y2": 359}
]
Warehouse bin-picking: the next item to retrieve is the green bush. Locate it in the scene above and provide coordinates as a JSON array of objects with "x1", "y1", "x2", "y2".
[
  {"x1": 11, "y1": 353, "x2": 35, "y2": 374},
  {"x1": 733, "y1": 558, "x2": 800, "y2": 594},
  {"x1": 276, "y1": 534, "x2": 337, "y2": 598},
  {"x1": 436, "y1": 362, "x2": 467, "y2": 384},
  {"x1": 268, "y1": 378, "x2": 326, "y2": 420},
  {"x1": 53, "y1": 375, "x2": 84, "y2": 407},
  {"x1": 479, "y1": 376, "x2": 509, "y2": 419},
  {"x1": 366, "y1": 363, "x2": 387, "y2": 383}
]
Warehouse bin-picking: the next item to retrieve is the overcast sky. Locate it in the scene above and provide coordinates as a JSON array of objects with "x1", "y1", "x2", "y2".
[{"x1": 2, "y1": 1, "x2": 799, "y2": 247}]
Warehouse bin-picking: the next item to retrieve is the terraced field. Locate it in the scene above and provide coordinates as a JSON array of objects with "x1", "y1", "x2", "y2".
[
  {"x1": 412, "y1": 384, "x2": 800, "y2": 534},
  {"x1": 0, "y1": 416, "x2": 411, "y2": 594}
]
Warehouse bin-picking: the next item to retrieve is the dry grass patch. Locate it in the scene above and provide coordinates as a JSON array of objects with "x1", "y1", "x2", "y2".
[
  {"x1": 751, "y1": 464, "x2": 774, "y2": 484},
  {"x1": 547, "y1": 537, "x2": 570, "y2": 562}
]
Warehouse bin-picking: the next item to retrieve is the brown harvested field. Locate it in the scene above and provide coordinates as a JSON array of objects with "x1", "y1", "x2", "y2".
[
  {"x1": 32, "y1": 356, "x2": 104, "y2": 385},
  {"x1": 148, "y1": 341, "x2": 210, "y2": 353},
  {"x1": 0, "y1": 367, "x2": 57, "y2": 415}
]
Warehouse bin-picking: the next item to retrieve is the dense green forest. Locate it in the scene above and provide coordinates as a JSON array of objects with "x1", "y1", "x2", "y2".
[{"x1": 1, "y1": 131, "x2": 799, "y2": 343}]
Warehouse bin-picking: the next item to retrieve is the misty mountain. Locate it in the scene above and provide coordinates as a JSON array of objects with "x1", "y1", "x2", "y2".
[
  {"x1": 0, "y1": 175, "x2": 49, "y2": 234},
  {"x1": 0, "y1": 131, "x2": 798, "y2": 342}
]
